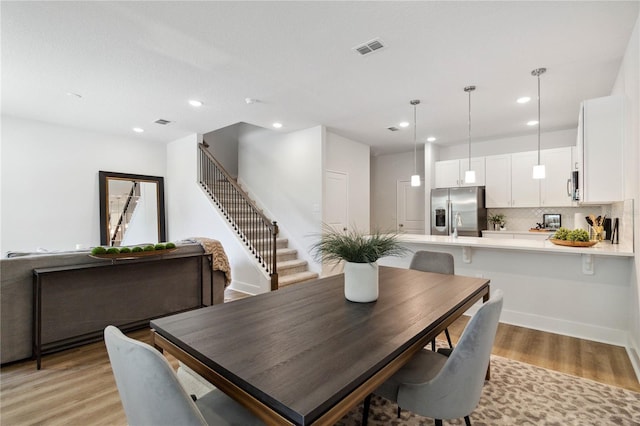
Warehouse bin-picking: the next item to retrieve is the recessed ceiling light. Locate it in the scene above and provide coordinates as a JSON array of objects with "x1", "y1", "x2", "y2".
[
  {"x1": 427, "y1": 136, "x2": 437, "y2": 142},
  {"x1": 527, "y1": 120, "x2": 539, "y2": 126},
  {"x1": 188, "y1": 100, "x2": 203, "y2": 107},
  {"x1": 272, "y1": 122, "x2": 283, "y2": 129},
  {"x1": 517, "y1": 96, "x2": 531, "y2": 104},
  {"x1": 399, "y1": 121, "x2": 410, "y2": 128},
  {"x1": 133, "y1": 127, "x2": 144, "y2": 133}
]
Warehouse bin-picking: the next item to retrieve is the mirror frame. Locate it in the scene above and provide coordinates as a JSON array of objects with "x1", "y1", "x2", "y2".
[{"x1": 99, "y1": 171, "x2": 166, "y2": 246}]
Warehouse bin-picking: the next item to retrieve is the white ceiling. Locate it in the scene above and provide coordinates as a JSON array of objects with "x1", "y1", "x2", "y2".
[{"x1": 2, "y1": 1, "x2": 638, "y2": 155}]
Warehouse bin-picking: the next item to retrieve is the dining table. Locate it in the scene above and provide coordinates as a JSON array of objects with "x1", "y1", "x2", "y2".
[{"x1": 150, "y1": 265, "x2": 490, "y2": 425}]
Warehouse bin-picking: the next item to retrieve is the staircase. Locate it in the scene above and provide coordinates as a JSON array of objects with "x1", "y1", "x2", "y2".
[{"x1": 198, "y1": 144, "x2": 318, "y2": 289}]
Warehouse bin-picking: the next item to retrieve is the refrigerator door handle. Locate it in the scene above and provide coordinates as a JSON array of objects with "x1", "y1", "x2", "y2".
[{"x1": 447, "y1": 199, "x2": 452, "y2": 235}]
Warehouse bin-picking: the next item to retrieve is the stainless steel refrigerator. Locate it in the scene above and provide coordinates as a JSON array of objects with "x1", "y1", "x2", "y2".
[{"x1": 431, "y1": 186, "x2": 487, "y2": 237}]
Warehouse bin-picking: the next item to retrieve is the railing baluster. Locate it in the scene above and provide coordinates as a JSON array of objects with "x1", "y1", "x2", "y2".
[{"x1": 198, "y1": 144, "x2": 278, "y2": 289}]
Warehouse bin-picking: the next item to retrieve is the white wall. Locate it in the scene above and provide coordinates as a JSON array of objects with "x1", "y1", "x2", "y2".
[
  {"x1": 324, "y1": 131, "x2": 370, "y2": 232},
  {"x1": 166, "y1": 134, "x2": 270, "y2": 294},
  {"x1": 203, "y1": 124, "x2": 239, "y2": 177},
  {"x1": 237, "y1": 124, "x2": 323, "y2": 273},
  {"x1": 436, "y1": 128, "x2": 577, "y2": 161},
  {"x1": 0, "y1": 116, "x2": 165, "y2": 254},
  {"x1": 370, "y1": 149, "x2": 425, "y2": 232},
  {"x1": 611, "y1": 10, "x2": 640, "y2": 373}
]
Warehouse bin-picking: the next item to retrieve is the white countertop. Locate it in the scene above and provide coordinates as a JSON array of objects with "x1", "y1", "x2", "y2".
[
  {"x1": 397, "y1": 234, "x2": 634, "y2": 257},
  {"x1": 482, "y1": 230, "x2": 555, "y2": 235}
]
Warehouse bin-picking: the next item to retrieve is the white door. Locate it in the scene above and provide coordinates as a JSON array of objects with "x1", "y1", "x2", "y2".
[
  {"x1": 325, "y1": 171, "x2": 348, "y2": 233},
  {"x1": 396, "y1": 180, "x2": 425, "y2": 234}
]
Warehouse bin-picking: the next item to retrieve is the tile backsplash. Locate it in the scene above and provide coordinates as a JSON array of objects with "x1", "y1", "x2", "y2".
[
  {"x1": 487, "y1": 201, "x2": 633, "y2": 247},
  {"x1": 487, "y1": 206, "x2": 606, "y2": 232}
]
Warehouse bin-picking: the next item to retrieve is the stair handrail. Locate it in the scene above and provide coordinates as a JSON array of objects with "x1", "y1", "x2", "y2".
[
  {"x1": 198, "y1": 143, "x2": 279, "y2": 290},
  {"x1": 110, "y1": 181, "x2": 139, "y2": 246}
]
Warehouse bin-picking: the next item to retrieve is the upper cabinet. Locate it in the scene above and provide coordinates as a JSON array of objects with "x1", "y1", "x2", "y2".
[
  {"x1": 577, "y1": 96, "x2": 624, "y2": 204},
  {"x1": 483, "y1": 147, "x2": 573, "y2": 208},
  {"x1": 510, "y1": 151, "x2": 539, "y2": 207},
  {"x1": 540, "y1": 147, "x2": 573, "y2": 207},
  {"x1": 484, "y1": 154, "x2": 511, "y2": 207},
  {"x1": 434, "y1": 157, "x2": 485, "y2": 188}
]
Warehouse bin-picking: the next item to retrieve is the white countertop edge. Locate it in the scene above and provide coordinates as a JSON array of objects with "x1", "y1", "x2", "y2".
[
  {"x1": 482, "y1": 230, "x2": 556, "y2": 235},
  {"x1": 397, "y1": 234, "x2": 634, "y2": 257}
]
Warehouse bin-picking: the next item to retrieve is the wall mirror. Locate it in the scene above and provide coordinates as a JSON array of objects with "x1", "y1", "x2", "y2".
[{"x1": 99, "y1": 171, "x2": 166, "y2": 246}]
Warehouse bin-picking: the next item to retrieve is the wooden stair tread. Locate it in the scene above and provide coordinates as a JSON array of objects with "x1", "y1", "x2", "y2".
[{"x1": 278, "y1": 271, "x2": 320, "y2": 287}]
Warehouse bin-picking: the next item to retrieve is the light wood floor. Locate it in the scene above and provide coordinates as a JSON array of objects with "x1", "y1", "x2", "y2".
[{"x1": 1, "y1": 288, "x2": 638, "y2": 425}]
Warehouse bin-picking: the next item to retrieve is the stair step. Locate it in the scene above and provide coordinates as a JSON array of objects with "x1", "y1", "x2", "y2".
[
  {"x1": 278, "y1": 271, "x2": 320, "y2": 288},
  {"x1": 251, "y1": 238, "x2": 288, "y2": 249},
  {"x1": 274, "y1": 248, "x2": 297, "y2": 261},
  {"x1": 277, "y1": 259, "x2": 309, "y2": 275}
]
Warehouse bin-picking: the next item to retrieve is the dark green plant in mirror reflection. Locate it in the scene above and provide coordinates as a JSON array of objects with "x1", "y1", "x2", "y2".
[{"x1": 311, "y1": 226, "x2": 409, "y2": 264}]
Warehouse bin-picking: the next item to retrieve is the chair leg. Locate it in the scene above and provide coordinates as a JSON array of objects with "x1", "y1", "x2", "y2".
[
  {"x1": 464, "y1": 415, "x2": 472, "y2": 426},
  {"x1": 362, "y1": 393, "x2": 372, "y2": 426},
  {"x1": 397, "y1": 406, "x2": 401, "y2": 418},
  {"x1": 431, "y1": 338, "x2": 436, "y2": 351},
  {"x1": 435, "y1": 420, "x2": 443, "y2": 426},
  {"x1": 444, "y1": 328, "x2": 453, "y2": 348}
]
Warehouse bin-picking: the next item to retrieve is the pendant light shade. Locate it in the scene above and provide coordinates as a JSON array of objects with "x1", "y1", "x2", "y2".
[
  {"x1": 532, "y1": 68, "x2": 546, "y2": 179},
  {"x1": 464, "y1": 85, "x2": 476, "y2": 184},
  {"x1": 410, "y1": 99, "x2": 421, "y2": 187}
]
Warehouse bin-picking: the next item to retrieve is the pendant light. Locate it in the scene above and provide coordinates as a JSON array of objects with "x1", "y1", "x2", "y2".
[
  {"x1": 463, "y1": 85, "x2": 476, "y2": 184},
  {"x1": 410, "y1": 99, "x2": 421, "y2": 187},
  {"x1": 531, "y1": 67, "x2": 547, "y2": 179}
]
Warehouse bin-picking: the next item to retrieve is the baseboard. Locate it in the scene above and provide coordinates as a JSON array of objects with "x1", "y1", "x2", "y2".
[
  {"x1": 626, "y1": 345, "x2": 640, "y2": 383},
  {"x1": 460, "y1": 305, "x2": 629, "y2": 347},
  {"x1": 228, "y1": 279, "x2": 263, "y2": 295}
]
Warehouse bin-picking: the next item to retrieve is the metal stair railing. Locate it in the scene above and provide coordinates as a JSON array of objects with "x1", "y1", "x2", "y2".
[
  {"x1": 110, "y1": 181, "x2": 139, "y2": 246},
  {"x1": 198, "y1": 143, "x2": 279, "y2": 290}
]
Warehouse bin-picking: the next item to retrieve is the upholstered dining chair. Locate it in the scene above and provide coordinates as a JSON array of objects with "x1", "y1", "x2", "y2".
[
  {"x1": 362, "y1": 290, "x2": 503, "y2": 426},
  {"x1": 409, "y1": 250, "x2": 455, "y2": 351},
  {"x1": 104, "y1": 325, "x2": 264, "y2": 426}
]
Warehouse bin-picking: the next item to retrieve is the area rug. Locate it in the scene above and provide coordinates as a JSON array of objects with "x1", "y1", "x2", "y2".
[{"x1": 336, "y1": 354, "x2": 640, "y2": 426}]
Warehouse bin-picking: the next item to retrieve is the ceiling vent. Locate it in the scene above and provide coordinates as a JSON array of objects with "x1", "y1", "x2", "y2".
[
  {"x1": 387, "y1": 126, "x2": 399, "y2": 132},
  {"x1": 154, "y1": 119, "x2": 171, "y2": 125},
  {"x1": 353, "y1": 38, "x2": 385, "y2": 56}
]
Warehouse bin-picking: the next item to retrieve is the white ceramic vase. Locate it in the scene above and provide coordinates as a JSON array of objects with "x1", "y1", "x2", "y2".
[{"x1": 343, "y1": 261, "x2": 379, "y2": 303}]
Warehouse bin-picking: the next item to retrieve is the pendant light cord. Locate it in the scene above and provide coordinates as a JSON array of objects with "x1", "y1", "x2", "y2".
[
  {"x1": 468, "y1": 89, "x2": 472, "y2": 170},
  {"x1": 531, "y1": 68, "x2": 546, "y2": 165},
  {"x1": 413, "y1": 102, "x2": 417, "y2": 174}
]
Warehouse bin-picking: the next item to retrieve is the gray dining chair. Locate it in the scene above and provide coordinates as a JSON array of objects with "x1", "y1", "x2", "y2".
[
  {"x1": 363, "y1": 289, "x2": 503, "y2": 426},
  {"x1": 409, "y1": 250, "x2": 455, "y2": 351},
  {"x1": 104, "y1": 325, "x2": 264, "y2": 426}
]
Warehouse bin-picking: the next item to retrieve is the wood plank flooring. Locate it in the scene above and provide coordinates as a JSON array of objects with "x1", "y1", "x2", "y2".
[{"x1": 1, "y1": 288, "x2": 638, "y2": 425}]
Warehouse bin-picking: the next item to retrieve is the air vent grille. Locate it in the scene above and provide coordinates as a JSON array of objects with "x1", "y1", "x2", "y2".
[
  {"x1": 154, "y1": 119, "x2": 171, "y2": 125},
  {"x1": 353, "y1": 38, "x2": 385, "y2": 56}
]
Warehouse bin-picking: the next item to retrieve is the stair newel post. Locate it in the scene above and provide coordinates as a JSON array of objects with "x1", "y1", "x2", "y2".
[{"x1": 270, "y1": 221, "x2": 279, "y2": 291}]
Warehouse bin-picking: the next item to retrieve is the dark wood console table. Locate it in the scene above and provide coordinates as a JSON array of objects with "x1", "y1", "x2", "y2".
[{"x1": 33, "y1": 252, "x2": 212, "y2": 369}]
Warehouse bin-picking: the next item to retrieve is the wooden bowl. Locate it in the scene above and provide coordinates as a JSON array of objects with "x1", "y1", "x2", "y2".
[{"x1": 549, "y1": 239, "x2": 598, "y2": 247}]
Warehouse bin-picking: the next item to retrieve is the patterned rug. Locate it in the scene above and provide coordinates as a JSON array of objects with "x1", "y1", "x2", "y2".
[{"x1": 336, "y1": 354, "x2": 640, "y2": 426}]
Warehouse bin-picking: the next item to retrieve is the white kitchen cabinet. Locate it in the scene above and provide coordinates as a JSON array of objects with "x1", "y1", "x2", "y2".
[
  {"x1": 434, "y1": 157, "x2": 485, "y2": 188},
  {"x1": 510, "y1": 151, "x2": 539, "y2": 207},
  {"x1": 484, "y1": 154, "x2": 511, "y2": 207},
  {"x1": 540, "y1": 147, "x2": 573, "y2": 207},
  {"x1": 577, "y1": 95, "x2": 624, "y2": 204}
]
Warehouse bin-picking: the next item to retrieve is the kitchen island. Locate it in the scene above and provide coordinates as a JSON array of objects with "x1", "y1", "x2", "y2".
[{"x1": 379, "y1": 234, "x2": 634, "y2": 348}]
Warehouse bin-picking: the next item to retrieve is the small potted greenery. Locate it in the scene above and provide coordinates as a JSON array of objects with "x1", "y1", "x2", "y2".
[
  {"x1": 488, "y1": 213, "x2": 506, "y2": 231},
  {"x1": 311, "y1": 226, "x2": 408, "y2": 302}
]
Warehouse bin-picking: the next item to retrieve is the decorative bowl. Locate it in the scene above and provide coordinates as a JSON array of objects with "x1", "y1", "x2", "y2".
[{"x1": 549, "y1": 239, "x2": 598, "y2": 248}]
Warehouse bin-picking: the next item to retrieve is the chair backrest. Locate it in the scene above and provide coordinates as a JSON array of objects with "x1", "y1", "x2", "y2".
[
  {"x1": 398, "y1": 290, "x2": 503, "y2": 420},
  {"x1": 104, "y1": 325, "x2": 208, "y2": 426},
  {"x1": 409, "y1": 250, "x2": 455, "y2": 275}
]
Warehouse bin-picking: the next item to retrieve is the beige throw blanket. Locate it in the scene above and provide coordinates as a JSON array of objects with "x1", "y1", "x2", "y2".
[{"x1": 191, "y1": 237, "x2": 232, "y2": 286}]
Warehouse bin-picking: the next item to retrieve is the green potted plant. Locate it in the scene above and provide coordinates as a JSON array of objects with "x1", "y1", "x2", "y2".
[
  {"x1": 311, "y1": 226, "x2": 408, "y2": 302},
  {"x1": 488, "y1": 213, "x2": 506, "y2": 231}
]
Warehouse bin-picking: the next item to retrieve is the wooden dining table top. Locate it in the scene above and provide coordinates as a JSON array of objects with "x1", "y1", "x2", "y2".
[{"x1": 150, "y1": 265, "x2": 490, "y2": 425}]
